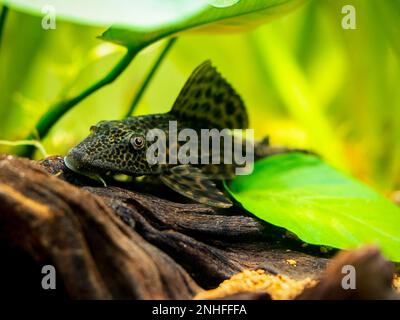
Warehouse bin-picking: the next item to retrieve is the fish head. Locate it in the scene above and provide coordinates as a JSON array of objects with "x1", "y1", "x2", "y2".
[{"x1": 64, "y1": 118, "x2": 158, "y2": 179}]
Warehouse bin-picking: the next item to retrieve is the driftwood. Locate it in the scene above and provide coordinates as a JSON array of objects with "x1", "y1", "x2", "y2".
[
  {"x1": 297, "y1": 246, "x2": 398, "y2": 300},
  {"x1": 205, "y1": 246, "x2": 399, "y2": 300},
  {"x1": 0, "y1": 154, "x2": 397, "y2": 299}
]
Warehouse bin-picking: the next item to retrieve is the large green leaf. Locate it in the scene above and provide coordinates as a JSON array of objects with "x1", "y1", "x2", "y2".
[
  {"x1": 3, "y1": 0, "x2": 210, "y2": 28},
  {"x1": 100, "y1": 0, "x2": 306, "y2": 49},
  {"x1": 4, "y1": 0, "x2": 306, "y2": 49},
  {"x1": 226, "y1": 153, "x2": 400, "y2": 262}
]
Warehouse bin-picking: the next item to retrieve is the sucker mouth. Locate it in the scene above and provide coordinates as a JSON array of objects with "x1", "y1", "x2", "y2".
[
  {"x1": 64, "y1": 155, "x2": 107, "y2": 187},
  {"x1": 64, "y1": 155, "x2": 81, "y2": 174}
]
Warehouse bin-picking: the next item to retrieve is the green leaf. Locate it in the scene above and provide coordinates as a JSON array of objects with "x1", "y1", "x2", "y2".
[
  {"x1": 226, "y1": 153, "x2": 400, "y2": 262},
  {"x1": 100, "y1": 0, "x2": 306, "y2": 49},
  {"x1": 4, "y1": 0, "x2": 306, "y2": 50},
  {"x1": 3, "y1": 0, "x2": 210, "y2": 28}
]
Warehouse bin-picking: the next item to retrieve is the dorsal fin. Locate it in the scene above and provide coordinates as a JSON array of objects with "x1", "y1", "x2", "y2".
[{"x1": 169, "y1": 61, "x2": 249, "y2": 130}]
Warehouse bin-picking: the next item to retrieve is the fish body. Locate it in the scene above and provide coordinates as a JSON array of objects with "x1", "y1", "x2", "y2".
[{"x1": 65, "y1": 61, "x2": 251, "y2": 208}]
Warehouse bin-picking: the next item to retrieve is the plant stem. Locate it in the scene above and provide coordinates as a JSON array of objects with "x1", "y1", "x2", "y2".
[
  {"x1": 0, "y1": 5, "x2": 9, "y2": 48},
  {"x1": 21, "y1": 48, "x2": 137, "y2": 158},
  {"x1": 124, "y1": 38, "x2": 177, "y2": 118},
  {"x1": 0, "y1": 139, "x2": 47, "y2": 158}
]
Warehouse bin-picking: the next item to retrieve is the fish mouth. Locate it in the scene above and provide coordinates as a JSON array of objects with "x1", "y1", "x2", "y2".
[
  {"x1": 64, "y1": 155, "x2": 81, "y2": 174},
  {"x1": 64, "y1": 154, "x2": 107, "y2": 187}
]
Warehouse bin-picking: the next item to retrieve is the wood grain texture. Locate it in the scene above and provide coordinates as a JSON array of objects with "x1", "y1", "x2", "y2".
[{"x1": 3, "y1": 154, "x2": 395, "y2": 300}]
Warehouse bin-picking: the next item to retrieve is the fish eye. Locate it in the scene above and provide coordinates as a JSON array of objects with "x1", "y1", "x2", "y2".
[
  {"x1": 90, "y1": 125, "x2": 97, "y2": 133},
  {"x1": 130, "y1": 135, "x2": 145, "y2": 150}
]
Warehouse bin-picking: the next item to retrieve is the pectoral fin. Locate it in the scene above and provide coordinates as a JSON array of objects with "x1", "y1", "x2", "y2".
[{"x1": 160, "y1": 165, "x2": 232, "y2": 208}]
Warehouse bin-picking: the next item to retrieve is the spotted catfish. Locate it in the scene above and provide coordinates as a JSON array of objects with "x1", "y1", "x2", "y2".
[{"x1": 64, "y1": 61, "x2": 250, "y2": 208}]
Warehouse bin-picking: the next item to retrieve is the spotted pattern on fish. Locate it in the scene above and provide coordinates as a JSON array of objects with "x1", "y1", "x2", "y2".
[
  {"x1": 64, "y1": 61, "x2": 249, "y2": 208},
  {"x1": 170, "y1": 60, "x2": 248, "y2": 131}
]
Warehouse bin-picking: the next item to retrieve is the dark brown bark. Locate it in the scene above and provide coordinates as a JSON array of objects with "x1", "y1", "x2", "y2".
[
  {"x1": 297, "y1": 246, "x2": 399, "y2": 300},
  {"x1": 0, "y1": 154, "x2": 397, "y2": 300},
  {"x1": 0, "y1": 155, "x2": 199, "y2": 299}
]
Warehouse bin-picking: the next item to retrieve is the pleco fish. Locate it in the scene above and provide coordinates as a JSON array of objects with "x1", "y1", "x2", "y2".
[{"x1": 64, "y1": 61, "x2": 302, "y2": 208}]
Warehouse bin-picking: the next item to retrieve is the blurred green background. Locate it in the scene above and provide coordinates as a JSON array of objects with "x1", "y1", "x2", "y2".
[{"x1": 0, "y1": 0, "x2": 399, "y2": 194}]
